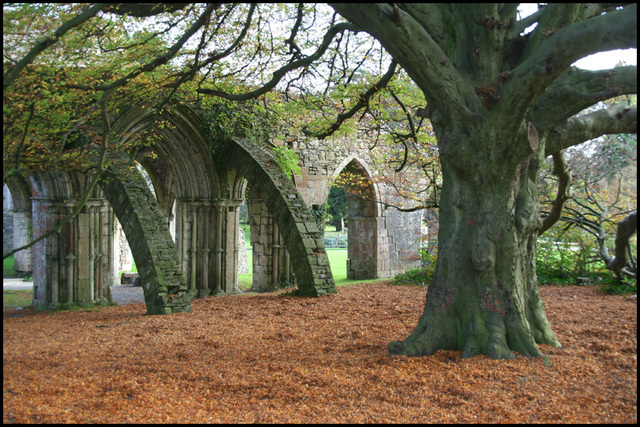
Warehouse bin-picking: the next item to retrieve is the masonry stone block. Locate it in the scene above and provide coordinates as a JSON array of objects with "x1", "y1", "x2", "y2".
[{"x1": 102, "y1": 163, "x2": 192, "y2": 315}]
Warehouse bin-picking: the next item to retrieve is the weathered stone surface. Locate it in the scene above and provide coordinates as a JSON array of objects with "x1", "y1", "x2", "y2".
[
  {"x1": 102, "y1": 163, "x2": 192, "y2": 314},
  {"x1": 229, "y1": 138, "x2": 336, "y2": 296},
  {"x1": 6, "y1": 103, "x2": 422, "y2": 313},
  {"x1": 237, "y1": 227, "x2": 249, "y2": 275}
]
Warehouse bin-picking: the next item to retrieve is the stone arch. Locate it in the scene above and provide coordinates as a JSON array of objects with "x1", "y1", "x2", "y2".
[
  {"x1": 101, "y1": 102, "x2": 225, "y2": 310},
  {"x1": 227, "y1": 138, "x2": 336, "y2": 296},
  {"x1": 21, "y1": 169, "x2": 115, "y2": 307},
  {"x1": 112, "y1": 103, "x2": 220, "y2": 201},
  {"x1": 29, "y1": 169, "x2": 81, "y2": 200},
  {"x1": 100, "y1": 160, "x2": 191, "y2": 314},
  {"x1": 4, "y1": 175, "x2": 33, "y2": 273},
  {"x1": 329, "y1": 156, "x2": 383, "y2": 280},
  {"x1": 109, "y1": 103, "x2": 238, "y2": 301},
  {"x1": 327, "y1": 154, "x2": 381, "y2": 217}
]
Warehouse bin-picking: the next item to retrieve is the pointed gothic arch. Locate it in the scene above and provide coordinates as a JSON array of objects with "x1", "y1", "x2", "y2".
[
  {"x1": 329, "y1": 156, "x2": 384, "y2": 279},
  {"x1": 227, "y1": 138, "x2": 336, "y2": 296}
]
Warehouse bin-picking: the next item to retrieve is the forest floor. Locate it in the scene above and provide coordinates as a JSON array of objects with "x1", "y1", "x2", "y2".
[{"x1": 2, "y1": 283, "x2": 636, "y2": 423}]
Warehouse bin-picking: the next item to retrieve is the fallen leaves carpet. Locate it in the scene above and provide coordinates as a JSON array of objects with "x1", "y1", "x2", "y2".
[{"x1": 3, "y1": 283, "x2": 637, "y2": 423}]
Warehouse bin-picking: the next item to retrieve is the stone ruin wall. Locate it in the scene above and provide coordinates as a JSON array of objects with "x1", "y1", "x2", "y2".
[
  {"x1": 3, "y1": 130, "x2": 423, "y2": 296},
  {"x1": 286, "y1": 133, "x2": 422, "y2": 279}
]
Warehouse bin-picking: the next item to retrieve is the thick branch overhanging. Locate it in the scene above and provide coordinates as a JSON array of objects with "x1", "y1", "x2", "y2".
[
  {"x1": 499, "y1": 4, "x2": 637, "y2": 126},
  {"x1": 546, "y1": 105, "x2": 637, "y2": 156},
  {"x1": 329, "y1": 4, "x2": 476, "y2": 125},
  {"x1": 529, "y1": 66, "x2": 638, "y2": 132},
  {"x1": 102, "y1": 3, "x2": 192, "y2": 17},
  {"x1": 197, "y1": 22, "x2": 361, "y2": 101},
  {"x1": 506, "y1": 7, "x2": 544, "y2": 38},
  {"x1": 519, "y1": 4, "x2": 605, "y2": 61},
  {"x1": 395, "y1": 4, "x2": 450, "y2": 50},
  {"x1": 539, "y1": 151, "x2": 572, "y2": 235},
  {"x1": 606, "y1": 211, "x2": 637, "y2": 278}
]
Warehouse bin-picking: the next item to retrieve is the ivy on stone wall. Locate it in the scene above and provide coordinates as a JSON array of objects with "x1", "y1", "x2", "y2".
[
  {"x1": 272, "y1": 145, "x2": 302, "y2": 178},
  {"x1": 202, "y1": 102, "x2": 235, "y2": 159},
  {"x1": 201, "y1": 99, "x2": 272, "y2": 156},
  {"x1": 310, "y1": 203, "x2": 327, "y2": 238}
]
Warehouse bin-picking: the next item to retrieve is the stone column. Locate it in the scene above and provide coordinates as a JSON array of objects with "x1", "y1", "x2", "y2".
[
  {"x1": 247, "y1": 196, "x2": 272, "y2": 292},
  {"x1": 65, "y1": 253, "x2": 76, "y2": 303},
  {"x1": 283, "y1": 248, "x2": 291, "y2": 283},
  {"x1": 199, "y1": 200, "x2": 212, "y2": 297},
  {"x1": 96, "y1": 206, "x2": 105, "y2": 302},
  {"x1": 174, "y1": 199, "x2": 188, "y2": 283},
  {"x1": 212, "y1": 203, "x2": 224, "y2": 295},
  {"x1": 272, "y1": 221, "x2": 280, "y2": 286},
  {"x1": 12, "y1": 209, "x2": 33, "y2": 273},
  {"x1": 223, "y1": 201, "x2": 243, "y2": 294},
  {"x1": 347, "y1": 216, "x2": 380, "y2": 280},
  {"x1": 31, "y1": 198, "x2": 74, "y2": 307},
  {"x1": 189, "y1": 202, "x2": 198, "y2": 296},
  {"x1": 378, "y1": 204, "x2": 422, "y2": 277}
]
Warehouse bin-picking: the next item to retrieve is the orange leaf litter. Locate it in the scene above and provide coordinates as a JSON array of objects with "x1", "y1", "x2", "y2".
[{"x1": 3, "y1": 283, "x2": 636, "y2": 423}]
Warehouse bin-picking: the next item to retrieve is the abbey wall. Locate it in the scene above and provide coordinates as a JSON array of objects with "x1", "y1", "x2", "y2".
[{"x1": 3, "y1": 103, "x2": 423, "y2": 313}]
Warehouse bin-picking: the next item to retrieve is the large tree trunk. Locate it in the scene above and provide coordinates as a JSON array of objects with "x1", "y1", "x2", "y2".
[{"x1": 389, "y1": 130, "x2": 561, "y2": 359}]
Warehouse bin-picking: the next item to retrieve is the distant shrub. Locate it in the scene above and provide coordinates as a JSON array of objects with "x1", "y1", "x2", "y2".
[{"x1": 392, "y1": 267, "x2": 431, "y2": 287}]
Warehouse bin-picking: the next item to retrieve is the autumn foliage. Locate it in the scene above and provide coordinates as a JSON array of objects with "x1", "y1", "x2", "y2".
[{"x1": 3, "y1": 283, "x2": 636, "y2": 423}]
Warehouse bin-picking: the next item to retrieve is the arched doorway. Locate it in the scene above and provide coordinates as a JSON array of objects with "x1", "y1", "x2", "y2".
[{"x1": 332, "y1": 158, "x2": 382, "y2": 280}]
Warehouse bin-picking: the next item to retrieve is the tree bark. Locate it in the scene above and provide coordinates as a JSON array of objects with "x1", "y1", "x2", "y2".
[
  {"x1": 389, "y1": 130, "x2": 561, "y2": 359},
  {"x1": 606, "y1": 211, "x2": 637, "y2": 277}
]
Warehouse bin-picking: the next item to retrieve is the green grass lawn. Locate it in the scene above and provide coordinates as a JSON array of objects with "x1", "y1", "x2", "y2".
[
  {"x1": 3, "y1": 255, "x2": 33, "y2": 311},
  {"x1": 237, "y1": 248, "x2": 387, "y2": 290},
  {"x1": 3, "y1": 290, "x2": 32, "y2": 311},
  {"x1": 3, "y1": 254, "x2": 17, "y2": 277}
]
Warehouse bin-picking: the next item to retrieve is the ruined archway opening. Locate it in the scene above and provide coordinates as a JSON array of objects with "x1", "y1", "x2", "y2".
[
  {"x1": 228, "y1": 138, "x2": 335, "y2": 296},
  {"x1": 245, "y1": 185, "x2": 294, "y2": 293},
  {"x1": 332, "y1": 159, "x2": 380, "y2": 280},
  {"x1": 113, "y1": 162, "x2": 177, "y2": 281},
  {"x1": 3, "y1": 182, "x2": 33, "y2": 276},
  {"x1": 237, "y1": 197, "x2": 253, "y2": 290}
]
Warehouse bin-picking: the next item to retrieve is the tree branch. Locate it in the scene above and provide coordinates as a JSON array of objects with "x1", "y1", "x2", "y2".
[
  {"x1": 397, "y1": 3, "x2": 450, "y2": 48},
  {"x1": 506, "y1": 7, "x2": 544, "y2": 39},
  {"x1": 7, "y1": 102, "x2": 35, "y2": 181},
  {"x1": 606, "y1": 211, "x2": 637, "y2": 275},
  {"x1": 539, "y1": 151, "x2": 572, "y2": 235},
  {"x1": 519, "y1": 4, "x2": 605, "y2": 61},
  {"x1": 301, "y1": 59, "x2": 397, "y2": 139},
  {"x1": 499, "y1": 4, "x2": 637, "y2": 127},
  {"x1": 546, "y1": 104, "x2": 637, "y2": 156},
  {"x1": 3, "y1": 3, "x2": 108, "y2": 91},
  {"x1": 529, "y1": 65, "x2": 637, "y2": 132},
  {"x1": 102, "y1": 3, "x2": 192, "y2": 18},
  {"x1": 174, "y1": 4, "x2": 256, "y2": 83},
  {"x1": 3, "y1": 88, "x2": 114, "y2": 261},
  {"x1": 329, "y1": 3, "x2": 477, "y2": 125},
  {"x1": 197, "y1": 22, "x2": 361, "y2": 100},
  {"x1": 68, "y1": 3, "x2": 220, "y2": 93}
]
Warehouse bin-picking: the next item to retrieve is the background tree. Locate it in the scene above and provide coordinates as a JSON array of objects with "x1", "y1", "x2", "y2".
[
  {"x1": 539, "y1": 118, "x2": 637, "y2": 282},
  {"x1": 327, "y1": 186, "x2": 348, "y2": 232},
  {"x1": 3, "y1": 4, "x2": 637, "y2": 359}
]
